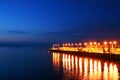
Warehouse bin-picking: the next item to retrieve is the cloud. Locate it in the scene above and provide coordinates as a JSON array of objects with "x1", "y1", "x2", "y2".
[
  {"x1": 5, "y1": 30, "x2": 41, "y2": 36},
  {"x1": 0, "y1": 29, "x2": 43, "y2": 37},
  {"x1": 7, "y1": 30, "x2": 29, "y2": 34}
]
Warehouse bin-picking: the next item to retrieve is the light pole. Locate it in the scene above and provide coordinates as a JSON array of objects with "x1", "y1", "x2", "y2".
[
  {"x1": 103, "y1": 41, "x2": 107, "y2": 53},
  {"x1": 113, "y1": 41, "x2": 117, "y2": 48},
  {"x1": 113, "y1": 41, "x2": 117, "y2": 53},
  {"x1": 84, "y1": 42, "x2": 87, "y2": 46},
  {"x1": 104, "y1": 41, "x2": 107, "y2": 48},
  {"x1": 94, "y1": 42, "x2": 97, "y2": 52},
  {"x1": 109, "y1": 41, "x2": 112, "y2": 52},
  {"x1": 84, "y1": 42, "x2": 87, "y2": 51},
  {"x1": 89, "y1": 42, "x2": 92, "y2": 52}
]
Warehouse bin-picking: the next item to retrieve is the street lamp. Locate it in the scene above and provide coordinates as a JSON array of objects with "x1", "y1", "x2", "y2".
[
  {"x1": 79, "y1": 43, "x2": 82, "y2": 46},
  {"x1": 89, "y1": 42, "x2": 93, "y2": 52},
  {"x1": 75, "y1": 43, "x2": 78, "y2": 47},
  {"x1": 93, "y1": 42, "x2": 97, "y2": 51},
  {"x1": 62, "y1": 44, "x2": 64, "y2": 47},
  {"x1": 89, "y1": 42, "x2": 92, "y2": 45},
  {"x1": 68, "y1": 43, "x2": 70, "y2": 47},
  {"x1": 113, "y1": 41, "x2": 117, "y2": 44},
  {"x1": 109, "y1": 41, "x2": 113, "y2": 53},
  {"x1": 98, "y1": 43, "x2": 100, "y2": 45},
  {"x1": 65, "y1": 43, "x2": 67, "y2": 47},
  {"x1": 109, "y1": 41, "x2": 113, "y2": 48},
  {"x1": 84, "y1": 42, "x2": 87, "y2": 46},
  {"x1": 109, "y1": 41, "x2": 112, "y2": 44},
  {"x1": 104, "y1": 41, "x2": 107, "y2": 45},
  {"x1": 71, "y1": 43, "x2": 74, "y2": 47},
  {"x1": 103, "y1": 41, "x2": 108, "y2": 51},
  {"x1": 94, "y1": 42, "x2": 97, "y2": 45},
  {"x1": 113, "y1": 41, "x2": 117, "y2": 48}
]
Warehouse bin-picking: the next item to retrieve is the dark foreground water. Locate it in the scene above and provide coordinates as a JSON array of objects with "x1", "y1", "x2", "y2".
[
  {"x1": 0, "y1": 47, "x2": 120, "y2": 80},
  {"x1": 0, "y1": 47, "x2": 54, "y2": 80}
]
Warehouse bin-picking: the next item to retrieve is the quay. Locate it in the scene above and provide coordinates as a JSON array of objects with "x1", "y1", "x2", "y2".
[{"x1": 49, "y1": 41, "x2": 120, "y2": 61}]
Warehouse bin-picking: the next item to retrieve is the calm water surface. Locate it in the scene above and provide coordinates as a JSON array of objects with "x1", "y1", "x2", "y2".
[
  {"x1": 0, "y1": 47, "x2": 120, "y2": 80},
  {"x1": 51, "y1": 52, "x2": 120, "y2": 80},
  {"x1": 0, "y1": 47, "x2": 54, "y2": 80}
]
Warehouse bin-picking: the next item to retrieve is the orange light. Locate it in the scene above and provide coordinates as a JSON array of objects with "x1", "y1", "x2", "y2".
[
  {"x1": 113, "y1": 41, "x2": 117, "y2": 44},
  {"x1": 79, "y1": 43, "x2": 82, "y2": 45},
  {"x1": 109, "y1": 41, "x2": 112, "y2": 44},
  {"x1": 68, "y1": 43, "x2": 70, "y2": 46},
  {"x1": 94, "y1": 42, "x2": 96, "y2": 45},
  {"x1": 98, "y1": 43, "x2": 100, "y2": 45},
  {"x1": 65, "y1": 44, "x2": 67, "y2": 46},
  {"x1": 63, "y1": 44, "x2": 64, "y2": 46},
  {"x1": 84, "y1": 42, "x2": 87, "y2": 45},
  {"x1": 104, "y1": 41, "x2": 107, "y2": 45},
  {"x1": 71, "y1": 43, "x2": 74, "y2": 46},
  {"x1": 75, "y1": 43, "x2": 78, "y2": 46},
  {"x1": 89, "y1": 42, "x2": 92, "y2": 45}
]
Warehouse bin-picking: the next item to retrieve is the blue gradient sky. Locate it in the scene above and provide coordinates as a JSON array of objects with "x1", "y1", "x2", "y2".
[{"x1": 0, "y1": 0, "x2": 120, "y2": 42}]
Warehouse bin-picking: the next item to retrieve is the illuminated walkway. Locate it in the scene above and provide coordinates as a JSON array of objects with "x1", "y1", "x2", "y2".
[{"x1": 51, "y1": 41, "x2": 120, "y2": 54}]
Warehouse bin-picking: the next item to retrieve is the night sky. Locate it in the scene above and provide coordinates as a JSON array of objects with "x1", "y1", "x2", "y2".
[{"x1": 0, "y1": 0, "x2": 120, "y2": 43}]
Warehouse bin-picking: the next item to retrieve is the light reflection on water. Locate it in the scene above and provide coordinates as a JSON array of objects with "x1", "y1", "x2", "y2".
[{"x1": 52, "y1": 53, "x2": 119, "y2": 80}]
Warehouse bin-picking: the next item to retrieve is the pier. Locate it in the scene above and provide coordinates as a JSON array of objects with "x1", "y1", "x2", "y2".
[
  {"x1": 51, "y1": 41, "x2": 120, "y2": 54},
  {"x1": 49, "y1": 41, "x2": 120, "y2": 61}
]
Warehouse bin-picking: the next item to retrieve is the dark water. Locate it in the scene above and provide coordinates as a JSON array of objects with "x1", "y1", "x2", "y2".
[
  {"x1": 0, "y1": 47, "x2": 120, "y2": 80},
  {"x1": 51, "y1": 53, "x2": 120, "y2": 80},
  {"x1": 0, "y1": 47, "x2": 54, "y2": 80}
]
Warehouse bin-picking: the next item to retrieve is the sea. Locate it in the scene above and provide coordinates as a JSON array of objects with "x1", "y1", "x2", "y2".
[{"x1": 0, "y1": 43, "x2": 119, "y2": 80}]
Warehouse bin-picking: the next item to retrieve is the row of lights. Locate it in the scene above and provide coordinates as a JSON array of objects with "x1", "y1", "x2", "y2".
[
  {"x1": 62, "y1": 41, "x2": 117, "y2": 47},
  {"x1": 63, "y1": 43, "x2": 82, "y2": 47},
  {"x1": 104, "y1": 41, "x2": 117, "y2": 45}
]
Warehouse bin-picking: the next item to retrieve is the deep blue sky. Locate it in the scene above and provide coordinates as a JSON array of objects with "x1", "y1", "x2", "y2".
[{"x1": 0, "y1": 0, "x2": 120, "y2": 42}]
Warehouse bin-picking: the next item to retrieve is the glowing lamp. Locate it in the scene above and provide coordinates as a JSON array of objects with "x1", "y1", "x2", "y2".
[
  {"x1": 109, "y1": 41, "x2": 112, "y2": 44},
  {"x1": 84, "y1": 43, "x2": 87, "y2": 45},
  {"x1": 65, "y1": 44, "x2": 67, "y2": 46},
  {"x1": 98, "y1": 43, "x2": 100, "y2": 45},
  {"x1": 75, "y1": 43, "x2": 78, "y2": 46},
  {"x1": 113, "y1": 41, "x2": 117, "y2": 44},
  {"x1": 94, "y1": 42, "x2": 96, "y2": 45},
  {"x1": 71, "y1": 43, "x2": 74, "y2": 46},
  {"x1": 68, "y1": 43, "x2": 70, "y2": 46},
  {"x1": 79, "y1": 43, "x2": 82, "y2": 45},
  {"x1": 89, "y1": 42, "x2": 92, "y2": 45},
  {"x1": 104, "y1": 41, "x2": 107, "y2": 45}
]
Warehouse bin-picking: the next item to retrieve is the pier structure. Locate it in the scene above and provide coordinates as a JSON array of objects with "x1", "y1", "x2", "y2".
[{"x1": 51, "y1": 41, "x2": 120, "y2": 54}]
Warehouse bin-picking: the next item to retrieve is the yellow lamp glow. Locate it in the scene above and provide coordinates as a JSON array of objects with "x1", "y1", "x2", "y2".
[
  {"x1": 104, "y1": 41, "x2": 107, "y2": 45},
  {"x1": 79, "y1": 43, "x2": 82, "y2": 45},
  {"x1": 94, "y1": 42, "x2": 97, "y2": 45},
  {"x1": 84, "y1": 42, "x2": 87, "y2": 45},
  {"x1": 98, "y1": 43, "x2": 100, "y2": 45},
  {"x1": 109, "y1": 41, "x2": 112, "y2": 44},
  {"x1": 90, "y1": 42, "x2": 92, "y2": 45},
  {"x1": 113, "y1": 41, "x2": 117, "y2": 44}
]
